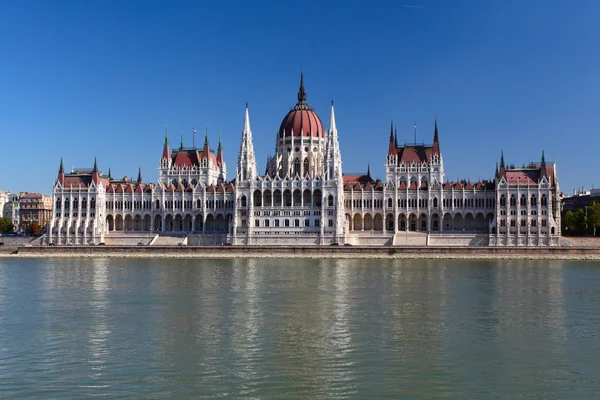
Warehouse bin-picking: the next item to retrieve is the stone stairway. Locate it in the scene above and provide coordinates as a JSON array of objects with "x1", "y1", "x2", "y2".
[
  {"x1": 392, "y1": 231, "x2": 428, "y2": 246},
  {"x1": 151, "y1": 235, "x2": 187, "y2": 246}
]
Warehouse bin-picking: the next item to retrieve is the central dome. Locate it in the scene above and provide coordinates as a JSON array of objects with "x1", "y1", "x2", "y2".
[{"x1": 278, "y1": 72, "x2": 325, "y2": 138}]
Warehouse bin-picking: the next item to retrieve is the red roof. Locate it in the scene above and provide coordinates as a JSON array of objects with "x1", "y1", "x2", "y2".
[
  {"x1": 170, "y1": 147, "x2": 219, "y2": 169},
  {"x1": 389, "y1": 143, "x2": 439, "y2": 165},
  {"x1": 501, "y1": 163, "x2": 555, "y2": 187},
  {"x1": 279, "y1": 103, "x2": 325, "y2": 138}
]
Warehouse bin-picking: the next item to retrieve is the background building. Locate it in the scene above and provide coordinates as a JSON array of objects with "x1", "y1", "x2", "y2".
[{"x1": 19, "y1": 192, "x2": 52, "y2": 233}]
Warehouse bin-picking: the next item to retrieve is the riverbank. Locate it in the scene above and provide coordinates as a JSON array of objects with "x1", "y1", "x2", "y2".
[{"x1": 3, "y1": 245, "x2": 600, "y2": 260}]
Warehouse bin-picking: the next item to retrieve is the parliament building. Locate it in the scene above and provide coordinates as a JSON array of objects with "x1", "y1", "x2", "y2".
[{"x1": 47, "y1": 74, "x2": 561, "y2": 246}]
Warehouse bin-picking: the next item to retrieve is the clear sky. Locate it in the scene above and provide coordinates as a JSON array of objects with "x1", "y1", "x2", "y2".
[{"x1": 1, "y1": 0, "x2": 598, "y2": 196}]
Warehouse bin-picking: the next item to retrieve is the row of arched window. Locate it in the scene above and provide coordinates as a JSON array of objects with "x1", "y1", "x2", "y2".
[
  {"x1": 500, "y1": 194, "x2": 547, "y2": 207},
  {"x1": 56, "y1": 198, "x2": 95, "y2": 210}
]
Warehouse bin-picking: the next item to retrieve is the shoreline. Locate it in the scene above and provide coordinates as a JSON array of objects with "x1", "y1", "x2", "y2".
[{"x1": 2, "y1": 245, "x2": 600, "y2": 260}]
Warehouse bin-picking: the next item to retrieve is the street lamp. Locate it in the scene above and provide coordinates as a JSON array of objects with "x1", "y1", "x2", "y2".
[{"x1": 585, "y1": 206, "x2": 588, "y2": 236}]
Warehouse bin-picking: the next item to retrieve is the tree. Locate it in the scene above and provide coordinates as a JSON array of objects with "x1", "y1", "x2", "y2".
[
  {"x1": 564, "y1": 210, "x2": 576, "y2": 235},
  {"x1": 28, "y1": 222, "x2": 40, "y2": 236},
  {"x1": 0, "y1": 217, "x2": 14, "y2": 233},
  {"x1": 588, "y1": 201, "x2": 600, "y2": 237}
]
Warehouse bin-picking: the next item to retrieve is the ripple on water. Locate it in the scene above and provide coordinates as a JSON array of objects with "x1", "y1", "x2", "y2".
[{"x1": 0, "y1": 258, "x2": 599, "y2": 398}]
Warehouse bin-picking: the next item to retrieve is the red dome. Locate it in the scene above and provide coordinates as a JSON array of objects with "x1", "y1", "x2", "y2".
[{"x1": 278, "y1": 72, "x2": 325, "y2": 139}]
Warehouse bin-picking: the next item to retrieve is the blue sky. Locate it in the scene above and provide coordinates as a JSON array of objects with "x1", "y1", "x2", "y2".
[{"x1": 1, "y1": 0, "x2": 598, "y2": 195}]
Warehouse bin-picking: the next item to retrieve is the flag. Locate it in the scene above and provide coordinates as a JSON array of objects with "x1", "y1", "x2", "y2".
[{"x1": 193, "y1": 127, "x2": 196, "y2": 133}]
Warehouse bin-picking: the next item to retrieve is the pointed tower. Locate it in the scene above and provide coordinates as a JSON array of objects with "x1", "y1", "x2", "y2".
[
  {"x1": 91, "y1": 156, "x2": 100, "y2": 185},
  {"x1": 298, "y1": 70, "x2": 307, "y2": 104},
  {"x1": 57, "y1": 157, "x2": 65, "y2": 185},
  {"x1": 388, "y1": 121, "x2": 396, "y2": 156},
  {"x1": 498, "y1": 150, "x2": 506, "y2": 180},
  {"x1": 324, "y1": 101, "x2": 343, "y2": 180},
  {"x1": 495, "y1": 161, "x2": 499, "y2": 180},
  {"x1": 216, "y1": 135, "x2": 224, "y2": 167},
  {"x1": 237, "y1": 103, "x2": 258, "y2": 182},
  {"x1": 432, "y1": 119, "x2": 440, "y2": 155},
  {"x1": 324, "y1": 100, "x2": 345, "y2": 240},
  {"x1": 137, "y1": 167, "x2": 142, "y2": 184},
  {"x1": 204, "y1": 125, "x2": 209, "y2": 149},
  {"x1": 540, "y1": 150, "x2": 547, "y2": 180},
  {"x1": 161, "y1": 125, "x2": 171, "y2": 161},
  {"x1": 108, "y1": 167, "x2": 112, "y2": 180},
  {"x1": 541, "y1": 150, "x2": 546, "y2": 167},
  {"x1": 216, "y1": 134, "x2": 226, "y2": 184}
]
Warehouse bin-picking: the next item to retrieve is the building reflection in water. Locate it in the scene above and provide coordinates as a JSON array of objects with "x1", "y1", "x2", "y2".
[{"x1": 87, "y1": 257, "x2": 111, "y2": 380}]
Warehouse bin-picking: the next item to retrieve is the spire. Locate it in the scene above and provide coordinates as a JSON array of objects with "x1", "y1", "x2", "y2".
[
  {"x1": 297, "y1": 70, "x2": 307, "y2": 104},
  {"x1": 108, "y1": 167, "x2": 112, "y2": 179},
  {"x1": 243, "y1": 103, "x2": 251, "y2": 134},
  {"x1": 137, "y1": 167, "x2": 142, "y2": 184},
  {"x1": 180, "y1": 131, "x2": 184, "y2": 150},
  {"x1": 59, "y1": 157, "x2": 64, "y2": 174},
  {"x1": 216, "y1": 132, "x2": 224, "y2": 167},
  {"x1": 388, "y1": 122, "x2": 396, "y2": 156},
  {"x1": 495, "y1": 162, "x2": 499, "y2": 178},
  {"x1": 162, "y1": 125, "x2": 171, "y2": 160},
  {"x1": 541, "y1": 150, "x2": 546, "y2": 166},
  {"x1": 394, "y1": 127, "x2": 398, "y2": 147},
  {"x1": 93, "y1": 156, "x2": 98, "y2": 173},
  {"x1": 204, "y1": 125, "x2": 209, "y2": 148},
  {"x1": 500, "y1": 150, "x2": 505, "y2": 169},
  {"x1": 432, "y1": 120, "x2": 440, "y2": 155},
  {"x1": 329, "y1": 100, "x2": 337, "y2": 133},
  {"x1": 324, "y1": 101, "x2": 343, "y2": 181},
  {"x1": 367, "y1": 163, "x2": 371, "y2": 177},
  {"x1": 237, "y1": 103, "x2": 257, "y2": 181}
]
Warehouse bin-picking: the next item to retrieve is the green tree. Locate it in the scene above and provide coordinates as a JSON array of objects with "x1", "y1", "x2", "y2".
[
  {"x1": 574, "y1": 209, "x2": 587, "y2": 236},
  {"x1": 588, "y1": 201, "x2": 600, "y2": 237},
  {"x1": 564, "y1": 210, "x2": 576, "y2": 235},
  {"x1": 0, "y1": 217, "x2": 15, "y2": 233}
]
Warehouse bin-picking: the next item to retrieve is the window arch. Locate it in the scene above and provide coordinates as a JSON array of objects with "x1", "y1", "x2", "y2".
[
  {"x1": 240, "y1": 196, "x2": 247, "y2": 207},
  {"x1": 294, "y1": 158, "x2": 300, "y2": 176},
  {"x1": 510, "y1": 195, "x2": 516, "y2": 207},
  {"x1": 531, "y1": 195, "x2": 537, "y2": 206},
  {"x1": 500, "y1": 195, "x2": 506, "y2": 207},
  {"x1": 303, "y1": 158, "x2": 309, "y2": 176},
  {"x1": 328, "y1": 194, "x2": 334, "y2": 207},
  {"x1": 253, "y1": 190, "x2": 262, "y2": 207},
  {"x1": 387, "y1": 198, "x2": 393, "y2": 208},
  {"x1": 433, "y1": 197, "x2": 438, "y2": 208},
  {"x1": 541, "y1": 195, "x2": 547, "y2": 206},
  {"x1": 520, "y1": 195, "x2": 526, "y2": 207}
]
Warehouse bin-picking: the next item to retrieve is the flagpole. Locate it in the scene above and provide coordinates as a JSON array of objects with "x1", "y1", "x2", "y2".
[
  {"x1": 193, "y1": 127, "x2": 196, "y2": 149},
  {"x1": 414, "y1": 122, "x2": 417, "y2": 144}
]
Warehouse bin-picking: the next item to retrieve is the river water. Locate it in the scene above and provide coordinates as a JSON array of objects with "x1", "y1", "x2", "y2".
[{"x1": 0, "y1": 257, "x2": 599, "y2": 399}]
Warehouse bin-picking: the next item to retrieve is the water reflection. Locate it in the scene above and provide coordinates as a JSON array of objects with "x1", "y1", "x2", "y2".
[
  {"x1": 0, "y1": 257, "x2": 599, "y2": 398},
  {"x1": 87, "y1": 258, "x2": 110, "y2": 381}
]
